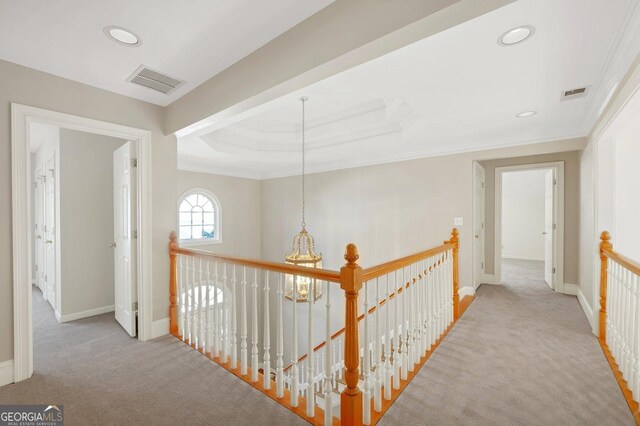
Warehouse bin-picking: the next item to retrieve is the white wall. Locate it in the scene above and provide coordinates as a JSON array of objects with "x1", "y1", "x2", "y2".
[
  {"x1": 501, "y1": 170, "x2": 546, "y2": 261},
  {"x1": 59, "y1": 129, "x2": 126, "y2": 319},
  {"x1": 1, "y1": 59, "x2": 177, "y2": 364},
  {"x1": 176, "y1": 170, "x2": 261, "y2": 258}
]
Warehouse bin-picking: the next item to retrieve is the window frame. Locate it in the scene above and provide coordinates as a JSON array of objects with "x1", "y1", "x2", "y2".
[{"x1": 178, "y1": 188, "x2": 222, "y2": 246}]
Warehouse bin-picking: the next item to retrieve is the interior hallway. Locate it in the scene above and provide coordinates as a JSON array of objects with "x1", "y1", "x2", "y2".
[
  {"x1": 0, "y1": 287, "x2": 305, "y2": 425},
  {"x1": 380, "y1": 261, "x2": 634, "y2": 425}
]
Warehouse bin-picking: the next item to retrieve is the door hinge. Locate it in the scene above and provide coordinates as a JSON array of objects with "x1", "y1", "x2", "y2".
[
  {"x1": 35, "y1": 264, "x2": 38, "y2": 272},
  {"x1": 553, "y1": 267, "x2": 556, "y2": 273},
  {"x1": 132, "y1": 230, "x2": 138, "y2": 239},
  {"x1": 481, "y1": 182, "x2": 485, "y2": 189},
  {"x1": 553, "y1": 223, "x2": 557, "y2": 230},
  {"x1": 132, "y1": 302, "x2": 138, "y2": 312},
  {"x1": 553, "y1": 178, "x2": 557, "y2": 185},
  {"x1": 481, "y1": 222, "x2": 484, "y2": 229},
  {"x1": 481, "y1": 262, "x2": 484, "y2": 269},
  {"x1": 44, "y1": 274, "x2": 47, "y2": 282},
  {"x1": 33, "y1": 181, "x2": 37, "y2": 189},
  {"x1": 131, "y1": 158, "x2": 138, "y2": 168}
]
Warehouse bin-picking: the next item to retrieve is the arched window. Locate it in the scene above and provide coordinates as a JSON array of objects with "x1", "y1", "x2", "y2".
[{"x1": 178, "y1": 189, "x2": 221, "y2": 244}]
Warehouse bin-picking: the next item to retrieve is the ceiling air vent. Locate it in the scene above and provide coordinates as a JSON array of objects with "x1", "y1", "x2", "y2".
[
  {"x1": 127, "y1": 65, "x2": 185, "y2": 95},
  {"x1": 561, "y1": 86, "x2": 589, "y2": 101}
]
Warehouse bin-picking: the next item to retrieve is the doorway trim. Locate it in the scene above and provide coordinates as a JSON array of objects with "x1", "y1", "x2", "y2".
[
  {"x1": 11, "y1": 103, "x2": 153, "y2": 383},
  {"x1": 472, "y1": 161, "x2": 486, "y2": 290},
  {"x1": 494, "y1": 161, "x2": 565, "y2": 292}
]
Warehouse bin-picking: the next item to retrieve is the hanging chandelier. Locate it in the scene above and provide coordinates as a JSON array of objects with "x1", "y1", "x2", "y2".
[{"x1": 284, "y1": 96, "x2": 322, "y2": 302}]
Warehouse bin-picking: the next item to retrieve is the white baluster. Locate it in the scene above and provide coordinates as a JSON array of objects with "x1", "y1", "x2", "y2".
[
  {"x1": 393, "y1": 269, "x2": 401, "y2": 390},
  {"x1": 384, "y1": 273, "x2": 392, "y2": 400},
  {"x1": 363, "y1": 280, "x2": 371, "y2": 425},
  {"x1": 276, "y1": 274, "x2": 285, "y2": 398},
  {"x1": 264, "y1": 271, "x2": 272, "y2": 390},
  {"x1": 205, "y1": 259, "x2": 211, "y2": 354},
  {"x1": 241, "y1": 266, "x2": 248, "y2": 375},
  {"x1": 408, "y1": 264, "x2": 416, "y2": 371},
  {"x1": 221, "y1": 263, "x2": 229, "y2": 363},
  {"x1": 251, "y1": 268, "x2": 259, "y2": 382},
  {"x1": 212, "y1": 261, "x2": 220, "y2": 358},
  {"x1": 198, "y1": 258, "x2": 205, "y2": 350},
  {"x1": 632, "y1": 272, "x2": 640, "y2": 401},
  {"x1": 291, "y1": 275, "x2": 299, "y2": 407},
  {"x1": 374, "y1": 277, "x2": 382, "y2": 412},
  {"x1": 230, "y1": 265, "x2": 238, "y2": 369},
  {"x1": 307, "y1": 277, "x2": 316, "y2": 417},
  {"x1": 401, "y1": 267, "x2": 409, "y2": 381},
  {"x1": 191, "y1": 257, "x2": 197, "y2": 347},
  {"x1": 184, "y1": 257, "x2": 191, "y2": 344},
  {"x1": 323, "y1": 280, "x2": 333, "y2": 425}
]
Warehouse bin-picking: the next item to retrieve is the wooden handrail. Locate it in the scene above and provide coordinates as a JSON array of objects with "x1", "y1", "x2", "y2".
[
  {"x1": 170, "y1": 242, "x2": 341, "y2": 283},
  {"x1": 361, "y1": 242, "x2": 455, "y2": 282},
  {"x1": 601, "y1": 247, "x2": 640, "y2": 277}
]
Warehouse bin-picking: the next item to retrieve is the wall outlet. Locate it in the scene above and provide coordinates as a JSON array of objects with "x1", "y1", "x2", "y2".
[{"x1": 454, "y1": 217, "x2": 464, "y2": 226}]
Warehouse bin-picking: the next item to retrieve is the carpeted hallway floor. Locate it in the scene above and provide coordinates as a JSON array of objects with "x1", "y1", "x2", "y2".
[
  {"x1": 1, "y1": 264, "x2": 633, "y2": 425},
  {"x1": 0, "y1": 286, "x2": 306, "y2": 426},
  {"x1": 380, "y1": 259, "x2": 634, "y2": 425}
]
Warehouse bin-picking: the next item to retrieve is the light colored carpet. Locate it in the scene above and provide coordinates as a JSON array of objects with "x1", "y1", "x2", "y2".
[
  {"x1": 0, "y1": 286, "x2": 306, "y2": 426},
  {"x1": 379, "y1": 259, "x2": 634, "y2": 425}
]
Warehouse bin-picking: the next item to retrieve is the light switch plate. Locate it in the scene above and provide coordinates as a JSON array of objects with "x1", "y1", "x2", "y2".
[{"x1": 454, "y1": 217, "x2": 464, "y2": 226}]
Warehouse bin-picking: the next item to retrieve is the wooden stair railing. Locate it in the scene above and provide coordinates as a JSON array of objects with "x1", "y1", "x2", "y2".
[
  {"x1": 169, "y1": 228, "x2": 469, "y2": 426},
  {"x1": 598, "y1": 231, "x2": 640, "y2": 425}
]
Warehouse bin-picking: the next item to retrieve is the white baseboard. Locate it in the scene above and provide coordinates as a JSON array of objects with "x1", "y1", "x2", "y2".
[
  {"x1": 563, "y1": 283, "x2": 578, "y2": 296},
  {"x1": 577, "y1": 287, "x2": 596, "y2": 333},
  {"x1": 0, "y1": 359, "x2": 14, "y2": 387},
  {"x1": 480, "y1": 273, "x2": 496, "y2": 285},
  {"x1": 502, "y1": 255, "x2": 545, "y2": 262},
  {"x1": 59, "y1": 305, "x2": 115, "y2": 323},
  {"x1": 152, "y1": 318, "x2": 170, "y2": 339},
  {"x1": 458, "y1": 286, "x2": 475, "y2": 298}
]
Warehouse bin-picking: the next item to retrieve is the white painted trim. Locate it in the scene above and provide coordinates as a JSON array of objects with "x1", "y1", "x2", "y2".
[
  {"x1": 563, "y1": 283, "x2": 579, "y2": 296},
  {"x1": 11, "y1": 103, "x2": 154, "y2": 383},
  {"x1": 458, "y1": 286, "x2": 475, "y2": 299},
  {"x1": 152, "y1": 318, "x2": 170, "y2": 339},
  {"x1": 58, "y1": 305, "x2": 115, "y2": 323},
  {"x1": 472, "y1": 161, "x2": 486, "y2": 290},
  {"x1": 481, "y1": 273, "x2": 496, "y2": 285},
  {"x1": 502, "y1": 255, "x2": 545, "y2": 262},
  {"x1": 577, "y1": 287, "x2": 596, "y2": 333},
  {"x1": 0, "y1": 360, "x2": 14, "y2": 387},
  {"x1": 494, "y1": 162, "x2": 565, "y2": 294}
]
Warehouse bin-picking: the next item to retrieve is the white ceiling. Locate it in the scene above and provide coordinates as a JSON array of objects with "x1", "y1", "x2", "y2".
[
  {"x1": 0, "y1": 0, "x2": 334, "y2": 106},
  {"x1": 178, "y1": 0, "x2": 640, "y2": 179}
]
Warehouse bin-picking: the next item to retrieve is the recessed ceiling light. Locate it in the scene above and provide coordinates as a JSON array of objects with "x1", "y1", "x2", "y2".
[
  {"x1": 498, "y1": 25, "x2": 535, "y2": 46},
  {"x1": 516, "y1": 111, "x2": 537, "y2": 118},
  {"x1": 104, "y1": 26, "x2": 140, "y2": 46}
]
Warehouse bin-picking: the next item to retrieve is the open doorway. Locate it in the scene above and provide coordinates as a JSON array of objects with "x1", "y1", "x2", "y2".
[
  {"x1": 12, "y1": 104, "x2": 152, "y2": 383},
  {"x1": 494, "y1": 162, "x2": 564, "y2": 292},
  {"x1": 29, "y1": 123, "x2": 139, "y2": 368}
]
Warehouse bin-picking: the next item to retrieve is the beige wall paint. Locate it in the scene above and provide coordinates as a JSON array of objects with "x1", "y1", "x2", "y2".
[
  {"x1": 0, "y1": 59, "x2": 177, "y2": 363},
  {"x1": 176, "y1": 170, "x2": 261, "y2": 258},
  {"x1": 479, "y1": 151, "x2": 581, "y2": 284},
  {"x1": 59, "y1": 129, "x2": 126, "y2": 317},
  {"x1": 165, "y1": 0, "x2": 513, "y2": 134}
]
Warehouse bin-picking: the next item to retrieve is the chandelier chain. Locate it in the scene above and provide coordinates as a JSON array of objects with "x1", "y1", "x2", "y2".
[{"x1": 301, "y1": 97, "x2": 306, "y2": 230}]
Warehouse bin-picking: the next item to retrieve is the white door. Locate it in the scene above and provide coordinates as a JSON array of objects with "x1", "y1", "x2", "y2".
[
  {"x1": 34, "y1": 165, "x2": 45, "y2": 293},
  {"x1": 474, "y1": 163, "x2": 485, "y2": 288},
  {"x1": 44, "y1": 155, "x2": 56, "y2": 308},
  {"x1": 113, "y1": 142, "x2": 137, "y2": 337},
  {"x1": 544, "y1": 169, "x2": 554, "y2": 288}
]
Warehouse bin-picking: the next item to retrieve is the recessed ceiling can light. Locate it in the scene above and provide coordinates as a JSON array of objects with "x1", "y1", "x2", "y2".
[
  {"x1": 516, "y1": 111, "x2": 537, "y2": 118},
  {"x1": 104, "y1": 26, "x2": 141, "y2": 46},
  {"x1": 498, "y1": 25, "x2": 535, "y2": 46}
]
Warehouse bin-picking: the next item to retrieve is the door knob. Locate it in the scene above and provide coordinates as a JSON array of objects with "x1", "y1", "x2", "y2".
[
  {"x1": 542, "y1": 232, "x2": 547, "y2": 235},
  {"x1": 45, "y1": 240, "x2": 53, "y2": 244},
  {"x1": 110, "y1": 242, "x2": 117, "y2": 248},
  {"x1": 35, "y1": 234, "x2": 42, "y2": 239},
  {"x1": 474, "y1": 234, "x2": 480, "y2": 238}
]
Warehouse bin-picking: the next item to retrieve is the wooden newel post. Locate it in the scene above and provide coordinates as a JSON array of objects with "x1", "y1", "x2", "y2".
[
  {"x1": 451, "y1": 228, "x2": 460, "y2": 320},
  {"x1": 340, "y1": 243, "x2": 364, "y2": 426},
  {"x1": 599, "y1": 231, "x2": 612, "y2": 341},
  {"x1": 169, "y1": 231, "x2": 178, "y2": 336}
]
